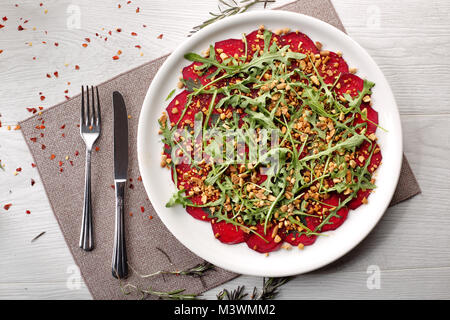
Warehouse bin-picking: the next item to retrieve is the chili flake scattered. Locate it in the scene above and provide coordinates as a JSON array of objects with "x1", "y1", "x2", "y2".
[
  {"x1": 112, "y1": 55, "x2": 119, "y2": 60},
  {"x1": 140, "y1": 206, "x2": 145, "y2": 213},
  {"x1": 18, "y1": 25, "x2": 24, "y2": 31},
  {"x1": 50, "y1": 154, "x2": 55, "y2": 160},
  {"x1": 31, "y1": 163, "x2": 37, "y2": 168},
  {"x1": 95, "y1": 146, "x2": 99, "y2": 152},
  {"x1": 157, "y1": 34, "x2": 163, "y2": 39},
  {"x1": 75, "y1": 65, "x2": 80, "y2": 70},
  {"x1": 131, "y1": 32, "x2": 137, "y2": 36},
  {"x1": 26, "y1": 210, "x2": 31, "y2": 214},
  {"x1": 4, "y1": 204, "x2": 12, "y2": 211},
  {"x1": 31, "y1": 179, "x2": 36, "y2": 186}
]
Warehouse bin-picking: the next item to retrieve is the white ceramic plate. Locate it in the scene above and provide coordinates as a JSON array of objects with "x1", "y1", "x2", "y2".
[{"x1": 137, "y1": 11, "x2": 402, "y2": 277}]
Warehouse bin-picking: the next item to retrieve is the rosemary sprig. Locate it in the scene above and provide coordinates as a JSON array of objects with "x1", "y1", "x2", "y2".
[
  {"x1": 217, "y1": 285, "x2": 248, "y2": 300},
  {"x1": 190, "y1": 0, "x2": 275, "y2": 35},
  {"x1": 121, "y1": 283, "x2": 200, "y2": 300},
  {"x1": 252, "y1": 277, "x2": 291, "y2": 300},
  {"x1": 129, "y1": 261, "x2": 215, "y2": 279},
  {"x1": 216, "y1": 277, "x2": 291, "y2": 300}
]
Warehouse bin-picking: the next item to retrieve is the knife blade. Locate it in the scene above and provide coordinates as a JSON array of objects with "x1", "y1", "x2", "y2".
[
  {"x1": 113, "y1": 91, "x2": 128, "y2": 181},
  {"x1": 112, "y1": 91, "x2": 128, "y2": 279}
]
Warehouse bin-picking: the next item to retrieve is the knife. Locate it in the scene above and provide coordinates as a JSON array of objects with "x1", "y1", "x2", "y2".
[{"x1": 112, "y1": 91, "x2": 129, "y2": 279}]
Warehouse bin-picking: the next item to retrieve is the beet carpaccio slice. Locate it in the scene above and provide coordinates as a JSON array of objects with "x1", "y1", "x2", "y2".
[
  {"x1": 245, "y1": 224, "x2": 282, "y2": 253},
  {"x1": 282, "y1": 216, "x2": 319, "y2": 247},
  {"x1": 280, "y1": 31, "x2": 319, "y2": 55},
  {"x1": 211, "y1": 219, "x2": 245, "y2": 244}
]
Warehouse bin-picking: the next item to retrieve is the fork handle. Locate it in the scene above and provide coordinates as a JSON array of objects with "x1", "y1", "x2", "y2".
[
  {"x1": 79, "y1": 148, "x2": 94, "y2": 251},
  {"x1": 112, "y1": 179, "x2": 128, "y2": 279}
]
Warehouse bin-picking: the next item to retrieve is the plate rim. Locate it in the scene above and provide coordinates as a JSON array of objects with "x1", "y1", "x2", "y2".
[{"x1": 137, "y1": 10, "x2": 403, "y2": 277}]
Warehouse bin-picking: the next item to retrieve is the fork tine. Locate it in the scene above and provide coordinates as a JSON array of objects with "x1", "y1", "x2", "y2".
[
  {"x1": 95, "y1": 86, "x2": 101, "y2": 127},
  {"x1": 86, "y1": 85, "x2": 91, "y2": 126},
  {"x1": 81, "y1": 86, "x2": 86, "y2": 126},
  {"x1": 90, "y1": 86, "x2": 96, "y2": 125}
]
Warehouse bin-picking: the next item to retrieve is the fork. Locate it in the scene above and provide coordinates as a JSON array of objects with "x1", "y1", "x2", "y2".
[{"x1": 79, "y1": 85, "x2": 101, "y2": 251}]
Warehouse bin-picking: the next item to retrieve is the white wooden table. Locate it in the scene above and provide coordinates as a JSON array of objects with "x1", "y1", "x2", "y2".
[{"x1": 1, "y1": 0, "x2": 449, "y2": 299}]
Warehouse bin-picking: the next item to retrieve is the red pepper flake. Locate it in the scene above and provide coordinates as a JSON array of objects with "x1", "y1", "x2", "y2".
[
  {"x1": 40, "y1": 3, "x2": 43, "y2": 6},
  {"x1": 0, "y1": 50, "x2": 3, "y2": 54},
  {"x1": 140, "y1": 206, "x2": 145, "y2": 213},
  {"x1": 54, "y1": 42, "x2": 59, "y2": 46},
  {"x1": 58, "y1": 161, "x2": 63, "y2": 167},
  {"x1": 116, "y1": 28, "x2": 122, "y2": 33},
  {"x1": 157, "y1": 34, "x2": 163, "y2": 39},
  {"x1": 111, "y1": 185, "x2": 115, "y2": 189},
  {"x1": 38, "y1": 106, "x2": 44, "y2": 110},
  {"x1": 131, "y1": 32, "x2": 137, "y2": 36},
  {"x1": 2, "y1": 17, "x2": 7, "y2": 21},
  {"x1": 30, "y1": 137, "x2": 37, "y2": 142},
  {"x1": 36, "y1": 124, "x2": 45, "y2": 129},
  {"x1": 75, "y1": 150, "x2": 79, "y2": 156},
  {"x1": 26, "y1": 210, "x2": 31, "y2": 214},
  {"x1": 136, "y1": 7, "x2": 140, "y2": 13},
  {"x1": 4, "y1": 204, "x2": 12, "y2": 211},
  {"x1": 27, "y1": 107, "x2": 37, "y2": 113},
  {"x1": 95, "y1": 146, "x2": 100, "y2": 152},
  {"x1": 18, "y1": 25, "x2": 24, "y2": 31},
  {"x1": 53, "y1": 71, "x2": 59, "y2": 77},
  {"x1": 64, "y1": 89, "x2": 69, "y2": 94},
  {"x1": 40, "y1": 132, "x2": 44, "y2": 137},
  {"x1": 142, "y1": 24, "x2": 147, "y2": 28},
  {"x1": 129, "y1": 212, "x2": 133, "y2": 216},
  {"x1": 69, "y1": 160, "x2": 74, "y2": 166},
  {"x1": 0, "y1": 25, "x2": 4, "y2": 29},
  {"x1": 31, "y1": 179, "x2": 35, "y2": 186},
  {"x1": 40, "y1": 95, "x2": 45, "y2": 101},
  {"x1": 31, "y1": 163, "x2": 37, "y2": 168},
  {"x1": 129, "y1": 184, "x2": 134, "y2": 189},
  {"x1": 137, "y1": 175, "x2": 142, "y2": 182},
  {"x1": 46, "y1": 73, "x2": 51, "y2": 78},
  {"x1": 60, "y1": 124, "x2": 66, "y2": 129},
  {"x1": 127, "y1": 1, "x2": 131, "y2": 4},
  {"x1": 24, "y1": 20, "x2": 29, "y2": 24},
  {"x1": 50, "y1": 154, "x2": 55, "y2": 160},
  {"x1": 108, "y1": 30, "x2": 112, "y2": 36},
  {"x1": 84, "y1": 37, "x2": 90, "y2": 42},
  {"x1": 75, "y1": 65, "x2": 80, "y2": 70},
  {"x1": 118, "y1": 4, "x2": 122, "y2": 9},
  {"x1": 41, "y1": 144, "x2": 46, "y2": 150},
  {"x1": 59, "y1": 168, "x2": 64, "y2": 173},
  {"x1": 149, "y1": 215, "x2": 153, "y2": 220},
  {"x1": 117, "y1": 50, "x2": 122, "y2": 55},
  {"x1": 82, "y1": 43, "x2": 88, "y2": 48},
  {"x1": 16, "y1": 167, "x2": 22, "y2": 172},
  {"x1": 135, "y1": 45, "x2": 141, "y2": 49},
  {"x1": 112, "y1": 55, "x2": 119, "y2": 60}
]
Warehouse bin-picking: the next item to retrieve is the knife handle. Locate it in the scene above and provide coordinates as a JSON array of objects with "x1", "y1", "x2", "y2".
[{"x1": 112, "y1": 179, "x2": 128, "y2": 279}]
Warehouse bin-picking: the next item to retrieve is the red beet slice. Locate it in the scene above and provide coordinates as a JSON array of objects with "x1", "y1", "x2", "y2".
[
  {"x1": 354, "y1": 103, "x2": 378, "y2": 134},
  {"x1": 182, "y1": 62, "x2": 217, "y2": 85},
  {"x1": 319, "y1": 51, "x2": 348, "y2": 84},
  {"x1": 335, "y1": 73, "x2": 364, "y2": 98},
  {"x1": 245, "y1": 223, "x2": 282, "y2": 253},
  {"x1": 215, "y1": 38, "x2": 245, "y2": 61},
  {"x1": 347, "y1": 189, "x2": 371, "y2": 210},
  {"x1": 320, "y1": 193, "x2": 349, "y2": 232},
  {"x1": 245, "y1": 30, "x2": 281, "y2": 59},
  {"x1": 172, "y1": 163, "x2": 212, "y2": 221},
  {"x1": 282, "y1": 216, "x2": 320, "y2": 247},
  {"x1": 280, "y1": 31, "x2": 319, "y2": 55},
  {"x1": 186, "y1": 206, "x2": 210, "y2": 221},
  {"x1": 211, "y1": 219, "x2": 245, "y2": 244}
]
